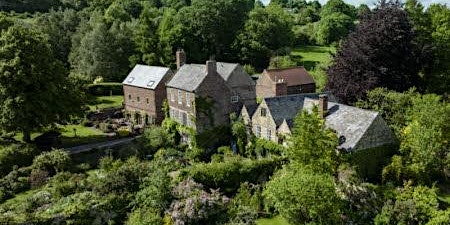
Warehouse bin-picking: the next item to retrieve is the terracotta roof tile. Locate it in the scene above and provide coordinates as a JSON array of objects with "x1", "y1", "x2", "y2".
[{"x1": 265, "y1": 67, "x2": 315, "y2": 86}]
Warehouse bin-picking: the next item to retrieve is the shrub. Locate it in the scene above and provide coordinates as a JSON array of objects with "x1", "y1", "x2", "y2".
[
  {"x1": 32, "y1": 149, "x2": 71, "y2": 175},
  {"x1": 0, "y1": 144, "x2": 38, "y2": 176},
  {"x1": 187, "y1": 157, "x2": 283, "y2": 194},
  {"x1": 28, "y1": 169, "x2": 49, "y2": 188},
  {"x1": 87, "y1": 82, "x2": 123, "y2": 96}
]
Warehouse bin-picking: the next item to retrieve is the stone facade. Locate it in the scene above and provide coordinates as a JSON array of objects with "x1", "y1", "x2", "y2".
[{"x1": 250, "y1": 101, "x2": 278, "y2": 143}]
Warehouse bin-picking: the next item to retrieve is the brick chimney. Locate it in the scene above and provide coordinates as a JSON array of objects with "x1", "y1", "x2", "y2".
[
  {"x1": 319, "y1": 94, "x2": 328, "y2": 118},
  {"x1": 206, "y1": 58, "x2": 217, "y2": 76},
  {"x1": 176, "y1": 49, "x2": 186, "y2": 70}
]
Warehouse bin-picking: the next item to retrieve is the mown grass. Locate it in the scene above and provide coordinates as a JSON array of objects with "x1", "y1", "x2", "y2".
[
  {"x1": 291, "y1": 45, "x2": 336, "y2": 70},
  {"x1": 290, "y1": 45, "x2": 336, "y2": 91},
  {"x1": 256, "y1": 216, "x2": 290, "y2": 225},
  {"x1": 87, "y1": 95, "x2": 124, "y2": 111}
]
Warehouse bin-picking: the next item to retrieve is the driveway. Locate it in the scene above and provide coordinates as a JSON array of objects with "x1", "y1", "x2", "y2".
[{"x1": 66, "y1": 136, "x2": 138, "y2": 154}]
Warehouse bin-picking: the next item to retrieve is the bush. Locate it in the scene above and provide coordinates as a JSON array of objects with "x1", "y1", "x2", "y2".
[
  {"x1": 28, "y1": 169, "x2": 49, "y2": 188},
  {"x1": 0, "y1": 144, "x2": 38, "y2": 176},
  {"x1": 186, "y1": 157, "x2": 283, "y2": 194},
  {"x1": 87, "y1": 82, "x2": 123, "y2": 96},
  {"x1": 117, "y1": 127, "x2": 131, "y2": 137},
  {"x1": 32, "y1": 149, "x2": 71, "y2": 175}
]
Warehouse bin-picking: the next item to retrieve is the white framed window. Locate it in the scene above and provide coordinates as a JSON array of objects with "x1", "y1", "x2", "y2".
[
  {"x1": 231, "y1": 95, "x2": 239, "y2": 103},
  {"x1": 178, "y1": 90, "x2": 182, "y2": 105},
  {"x1": 266, "y1": 129, "x2": 271, "y2": 140},
  {"x1": 256, "y1": 125, "x2": 261, "y2": 137},
  {"x1": 186, "y1": 92, "x2": 191, "y2": 107},
  {"x1": 170, "y1": 108, "x2": 174, "y2": 118}
]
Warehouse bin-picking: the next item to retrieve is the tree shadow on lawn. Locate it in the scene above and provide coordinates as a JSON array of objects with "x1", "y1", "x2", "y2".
[{"x1": 299, "y1": 61, "x2": 318, "y2": 71}]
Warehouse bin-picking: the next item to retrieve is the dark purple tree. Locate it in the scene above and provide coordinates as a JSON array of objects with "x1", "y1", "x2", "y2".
[{"x1": 326, "y1": 0, "x2": 421, "y2": 104}]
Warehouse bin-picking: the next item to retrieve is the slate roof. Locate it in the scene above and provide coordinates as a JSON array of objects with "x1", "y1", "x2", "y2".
[
  {"x1": 262, "y1": 93, "x2": 337, "y2": 127},
  {"x1": 166, "y1": 62, "x2": 238, "y2": 92},
  {"x1": 122, "y1": 65, "x2": 170, "y2": 90},
  {"x1": 265, "y1": 67, "x2": 315, "y2": 86},
  {"x1": 302, "y1": 98, "x2": 380, "y2": 150}
]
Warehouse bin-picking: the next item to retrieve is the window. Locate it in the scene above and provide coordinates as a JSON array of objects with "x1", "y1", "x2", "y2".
[
  {"x1": 186, "y1": 93, "x2": 191, "y2": 107},
  {"x1": 137, "y1": 96, "x2": 140, "y2": 102},
  {"x1": 266, "y1": 129, "x2": 271, "y2": 140},
  {"x1": 170, "y1": 108, "x2": 174, "y2": 118},
  {"x1": 256, "y1": 126, "x2": 261, "y2": 137},
  {"x1": 128, "y1": 94, "x2": 131, "y2": 100},
  {"x1": 170, "y1": 89, "x2": 175, "y2": 102},
  {"x1": 231, "y1": 95, "x2": 239, "y2": 103},
  {"x1": 147, "y1": 81, "x2": 155, "y2": 88},
  {"x1": 146, "y1": 98, "x2": 149, "y2": 104},
  {"x1": 178, "y1": 90, "x2": 182, "y2": 105},
  {"x1": 127, "y1": 77, "x2": 135, "y2": 83},
  {"x1": 260, "y1": 108, "x2": 267, "y2": 117}
]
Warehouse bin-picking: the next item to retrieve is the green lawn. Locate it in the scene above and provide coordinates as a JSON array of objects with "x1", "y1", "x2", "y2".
[
  {"x1": 291, "y1": 45, "x2": 336, "y2": 71},
  {"x1": 256, "y1": 216, "x2": 290, "y2": 225},
  {"x1": 58, "y1": 124, "x2": 109, "y2": 147},
  {"x1": 290, "y1": 45, "x2": 336, "y2": 91},
  {"x1": 87, "y1": 95, "x2": 124, "y2": 111}
]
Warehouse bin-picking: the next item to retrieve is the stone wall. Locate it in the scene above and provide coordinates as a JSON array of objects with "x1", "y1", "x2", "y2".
[
  {"x1": 251, "y1": 101, "x2": 278, "y2": 142},
  {"x1": 354, "y1": 115, "x2": 398, "y2": 151}
]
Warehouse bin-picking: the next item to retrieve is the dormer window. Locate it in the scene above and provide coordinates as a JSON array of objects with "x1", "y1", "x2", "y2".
[
  {"x1": 260, "y1": 108, "x2": 267, "y2": 117},
  {"x1": 231, "y1": 95, "x2": 239, "y2": 103}
]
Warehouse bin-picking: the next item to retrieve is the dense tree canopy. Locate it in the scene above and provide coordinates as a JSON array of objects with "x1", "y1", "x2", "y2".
[
  {"x1": 326, "y1": 1, "x2": 420, "y2": 104},
  {"x1": 0, "y1": 24, "x2": 84, "y2": 141}
]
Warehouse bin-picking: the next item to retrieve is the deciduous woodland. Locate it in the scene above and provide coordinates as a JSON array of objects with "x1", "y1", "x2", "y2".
[{"x1": 0, "y1": 0, "x2": 449, "y2": 224}]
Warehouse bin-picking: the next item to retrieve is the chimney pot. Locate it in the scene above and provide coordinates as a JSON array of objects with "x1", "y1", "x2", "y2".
[
  {"x1": 319, "y1": 94, "x2": 328, "y2": 118},
  {"x1": 176, "y1": 49, "x2": 186, "y2": 70}
]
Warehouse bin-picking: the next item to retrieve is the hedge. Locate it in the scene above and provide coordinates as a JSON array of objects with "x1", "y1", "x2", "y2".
[
  {"x1": 87, "y1": 83, "x2": 123, "y2": 96},
  {"x1": 186, "y1": 157, "x2": 283, "y2": 194}
]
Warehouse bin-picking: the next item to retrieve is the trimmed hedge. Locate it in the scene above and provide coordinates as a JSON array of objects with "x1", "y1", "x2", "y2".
[
  {"x1": 346, "y1": 144, "x2": 399, "y2": 182},
  {"x1": 87, "y1": 83, "x2": 123, "y2": 96},
  {"x1": 186, "y1": 157, "x2": 283, "y2": 194}
]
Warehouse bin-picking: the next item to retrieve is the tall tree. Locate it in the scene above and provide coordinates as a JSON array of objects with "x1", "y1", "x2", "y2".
[
  {"x1": 236, "y1": 4, "x2": 294, "y2": 70},
  {"x1": 326, "y1": 0, "x2": 420, "y2": 104},
  {"x1": 315, "y1": 12, "x2": 354, "y2": 45},
  {"x1": 0, "y1": 25, "x2": 84, "y2": 142}
]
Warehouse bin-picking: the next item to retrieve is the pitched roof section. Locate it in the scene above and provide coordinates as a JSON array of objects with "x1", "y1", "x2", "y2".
[
  {"x1": 265, "y1": 67, "x2": 315, "y2": 86},
  {"x1": 167, "y1": 62, "x2": 238, "y2": 92},
  {"x1": 303, "y1": 98, "x2": 379, "y2": 150},
  {"x1": 122, "y1": 65, "x2": 170, "y2": 90},
  {"x1": 263, "y1": 93, "x2": 336, "y2": 127}
]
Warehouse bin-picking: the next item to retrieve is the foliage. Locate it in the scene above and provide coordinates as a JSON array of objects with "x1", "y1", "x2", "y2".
[
  {"x1": 374, "y1": 184, "x2": 446, "y2": 224},
  {"x1": 186, "y1": 156, "x2": 282, "y2": 194},
  {"x1": 168, "y1": 178, "x2": 230, "y2": 225},
  {"x1": 32, "y1": 149, "x2": 71, "y2": 175},
  {"x1": 227, "y1": 182, "x2": 263, "y2": 225},
  {"x1": 231, "y1": 114, "x2": 247, "y2": 154},
  {"x1": 315, "y1": 12, "x2": 354, "y2": 45},
  {"x1": 268, "y1": 55, "x2": 298, "y2": 69},
  {"x1": 0, "y1": 24, "x2": 84, "y2": 141},
  {"x1": 0, "y1": 144, "x2": 37, "y2": 176},
  {"x1": 288, "y1": 107, "x2": 338, "y2": 174},
  {"x1": 326, "y1": 1, "x2": 421, "y2": 104},
  {"x1": 87, "y1": 82, "x2": 123, "y2": 96},
  {"x1": 140, "y1": 125, "x2": 174, "y2": 154},
  {"x1": 264, "y1": 165, "x2": 341, "y2": 225},
  {"x1": 126, "y1": 207, "x2": 163, "y2": 225},
  {"x1": 236, "y1": 4, "x2": 294, "y2": 70},
  {"x1": 382, "y1": 93, "x2": 450, "y2": 185}
]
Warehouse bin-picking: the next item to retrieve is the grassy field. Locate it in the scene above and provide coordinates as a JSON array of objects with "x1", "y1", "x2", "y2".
[
  {"x1": 87, "y1": 95, "x2": 124, "y2": 111},
  {"x1": 256, "y1": 216, "x2": 290, "y2": 225},
  {"x1": 291, "y1": 45, "x2": 336, "y2": 70},
  {"x1": 290, "y1": 45, "x2": 336, "y2": 91}
]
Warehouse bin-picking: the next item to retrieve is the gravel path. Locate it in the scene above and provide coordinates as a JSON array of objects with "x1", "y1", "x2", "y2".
[{"x1": 66, "y1": 136, "x2": 138, "y2": 154}]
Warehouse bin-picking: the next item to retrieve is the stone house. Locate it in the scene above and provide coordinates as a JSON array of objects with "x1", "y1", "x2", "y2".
[
  {"x1": 122, "y1": 64, "x2": 173, "y2": 125},
  {"x1": 242, "y1": 94, "x2": 397, "y2": 151},
  {"x1": 166, "y1": 50, "x2": 256, "y2": 133},
  {"x1": 256, "y1": 67, "x2": 316, "y2": 98}
]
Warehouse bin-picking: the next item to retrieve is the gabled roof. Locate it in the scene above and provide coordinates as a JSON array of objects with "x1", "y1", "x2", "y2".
[
  {"x1": 167, "y1": 62, "x2": 238, "y2": 92},
  {"x1": 265, "y1": 67, "x2": 315, "y2": 86},
  {"x1": 303, "y1": 98, "x2": 380, "y2": 150},
  {"x1": 262, "y1": 93, "x2": 336, "y2": 127},
  {"x1": 122, "y1": 65, "x2": 170, "y2": 90}
]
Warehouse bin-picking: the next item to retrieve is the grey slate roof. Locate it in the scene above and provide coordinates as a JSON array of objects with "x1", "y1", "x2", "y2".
[
  {"x1": 303, "y1": 98, "x2": 379, "y2": 150},
  {"x1": 166, "y1": 62, "x2": 238, "y2": 92},
  {"x1": 122, "y1": 65, "x2": 170, "y2": 90},
  {"x1": 262, "y1": 93, "x2": 337, "y2": 127}
]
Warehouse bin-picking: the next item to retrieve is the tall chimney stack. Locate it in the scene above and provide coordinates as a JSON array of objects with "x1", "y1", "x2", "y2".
[
  {"x1": 176, "y1": 49, "x2": 186, "y2": 70},
  {"x1": 206, "y1": 56, "x2": 217, "y2": 76},
  {"x1": 319, "y1": 94, "x2": 328, "y2": 118}
]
